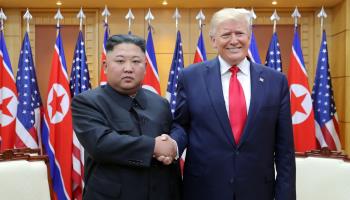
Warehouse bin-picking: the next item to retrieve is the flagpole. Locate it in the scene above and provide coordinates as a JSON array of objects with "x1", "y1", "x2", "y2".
[
  {"x1": 54, "y1": 8, "x2": 63, "y2": 33},
  {"x1": 22, "y1": 8, "x2": 43, "y2": 154},
  {"x1": 291, "y1": 7, "x2": 301, "y2": 28},
  {"x1": 249, "y1": 8, "x2": 256, "y2": 26},
  {"x1": 270, "y1": 9, "x2": 280, "y2": 34},
  {"x1": 317, "y1": 7, "x2": 327, "y2": 43},
  {"x1": 125, "y1": 8, "x2": 135, "y2": 34},
  {"x1": 196, "y1": 9, "x2": 205, "y2": 31},
  {"x1": 144, "y1": 8, "x2": 162, "y2": 95},
  {"x1": 173, "y1": 8, "x2": 181, "y2": 33},
  {"x1": 102, "y1": 5, "x2": 110, "y2": 25},
  {"x1": 193, "y1": 9, "x2": 207, "y2": 63},
  {"x1": 100, "y1": 5, "x2": 110, "y2": 86},
  {"x1": 23, "y1": 8, "x2": 32, "y2": 33},
  {"x1": 145, "y1": 8, "x2": 154, "y2": 31},
  {"x1": 0, "y1": 8, "x2": 7, "y2": 31},
  {"x1": 77, "y1": 7, "x2": 85, "y2": 31}
]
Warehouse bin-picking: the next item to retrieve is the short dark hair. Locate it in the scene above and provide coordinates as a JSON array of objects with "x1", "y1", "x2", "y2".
[{"x1": 106, "y1": 34, "x2": 146, "y2": 53}]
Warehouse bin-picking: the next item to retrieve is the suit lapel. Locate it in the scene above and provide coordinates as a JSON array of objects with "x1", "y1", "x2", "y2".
[
  {"x1": 204, "y1": 58, "x2": 236, "y2": 148},
  {"x1": 238, "y1": 62, "x2": 264, "y2": 147}
]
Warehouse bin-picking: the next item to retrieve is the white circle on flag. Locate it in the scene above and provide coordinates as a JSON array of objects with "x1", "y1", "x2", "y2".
[
  {"x1": 47, "y1": 83, "x2": 69, "y2": 124},
  {"x1": 0, "y1": 87, "x2": 18, "y2": 126},
  {"x1": 289, "y1": 83, "x2": 313, "y2": 125}
]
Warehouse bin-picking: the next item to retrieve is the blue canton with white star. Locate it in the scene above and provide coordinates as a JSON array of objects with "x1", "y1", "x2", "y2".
[
  {"x1": 69, "y1": 31, "x2": 91, "y2": 97},
  {"x1": 265, "y1": 32, "x2": 282, "y2": 72},
  {"x1": 166, "y1": 31, "x2": 184, "y2": 115},
  {"x1": 16, "y1": 32, "x2": 42, "y2": 129},
  {"x1": 312, "y1": 30, "x2": 337, "y2": 124}
]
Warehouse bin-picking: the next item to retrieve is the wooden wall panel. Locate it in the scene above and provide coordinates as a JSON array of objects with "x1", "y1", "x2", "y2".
[
  {"x1": 35, "y1": 25, "x2": 80, "y2": 105},
  {"x1": 331, "y1": 0, "x2": 350, "y2": 154},
  {"x1": 26, "y1": 10, "x2": 99, "y2": 88},
  {"x1": 2, "y1": 9, "x2": 21, "y2": 73}
]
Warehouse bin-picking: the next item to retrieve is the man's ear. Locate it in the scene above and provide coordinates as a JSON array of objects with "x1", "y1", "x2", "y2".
[{"x1": 210, "y1": 35, "x2": 217, "y2": 49}]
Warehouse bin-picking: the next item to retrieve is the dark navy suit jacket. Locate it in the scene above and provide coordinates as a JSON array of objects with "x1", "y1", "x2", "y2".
[{"x1": 171, "y1": 57, "x2": 296, "y2": 200}]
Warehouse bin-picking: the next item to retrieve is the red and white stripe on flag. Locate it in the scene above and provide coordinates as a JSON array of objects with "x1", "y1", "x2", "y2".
[
  {"x1": 72, "y1": 132, "x2": 84, "y2": 200},
  {"x1": 312, "y1": 30, "x2": 341, "y2": 151},
  {"x1": 143, "y1": 29, "x2": 161, "y2": 95},
  {"x1": 287, "y1": 28, "x2": 317, "y2": 152},
  {"x1": 42, "y1": 30, "x2": 73, "y2": 200},
  {"x1": 315, "y1": 114, "x2": 341, "y2": 150},
  {"x1": 193, "y1": 30, "x2": 207, "y2": 64},
  {"x1": 0, "y1": 30, "x2": 18, "y2": 151},
  {"x1": 15, "y1": 32, "x2": 43, "y2": 150},
  {"x1": 193, "y1": 46, "x2": 204, "y2": 64}
]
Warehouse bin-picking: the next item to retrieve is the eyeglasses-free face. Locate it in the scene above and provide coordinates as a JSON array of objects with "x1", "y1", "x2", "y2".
[{"x1": 211, "y1": 19, "x2": 251, "y2": 66}]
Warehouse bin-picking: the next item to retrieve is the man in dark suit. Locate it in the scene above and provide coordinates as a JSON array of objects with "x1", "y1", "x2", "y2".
[
  {"x1": 72, "y1": 34, "x2": 181, "y2": 200},
  {"x1": 170, "y1": 8, "x2": 296, "y2": 200}
]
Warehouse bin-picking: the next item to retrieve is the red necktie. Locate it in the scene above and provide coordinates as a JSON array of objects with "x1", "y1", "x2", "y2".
[{"x1": 229, "y1": 66, "x2": 247, "y2": 144}]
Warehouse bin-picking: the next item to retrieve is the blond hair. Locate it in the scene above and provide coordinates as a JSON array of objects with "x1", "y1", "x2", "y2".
[{"x1": 209, "y1": 8, "x2": 251, "y2": 37}]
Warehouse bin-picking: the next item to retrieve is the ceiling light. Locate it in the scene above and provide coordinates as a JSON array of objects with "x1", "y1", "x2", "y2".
[
  {"x1": 272, "y1": 1, "x2": 277, "y2": 5},
  {"x1": 56, "y1": 1, "x2": 62, "y2": 6},
  {"x1": 162, "y1": 0, "x2": 168, "y2": 6}
]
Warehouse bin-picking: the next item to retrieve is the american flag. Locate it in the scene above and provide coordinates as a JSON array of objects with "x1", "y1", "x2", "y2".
[
  {"x1": 0, "y1": 28, "x2": 18, "y2": 151},
  {"x1": 312, "y1": 30, "x2": 341, "y2": 151},
  {"x1": 166, "y1": 30, "x2": 184, "y2": 114},
  {"x1": 70, "y1": 31, "x2": 91, "y2": 96},
  {"x1": 99, "y1": 22, "x2": 108, "y2": 85},
  {"x1": 248, "y1": 29, "x2": 261, "y2": 64},
  {"x1": 143, "y1": 26, "x2": 161, "y2": 95},
  {"x1": 193, "y1": 29, "x2": 207, "y2": 63},
  {"x1": 15, "y1": 32, "x2": 43, "y2": 149},
  {"x1": 265, "y1": 32, "x2": 282, "y2": 72},
  {"x1": 42, "y1": 28, "x2": 73, "y2": 200},
  {"x1": 287, "y1": 26, "x2": 317, "y2": 152},
  {"x1": 69, "y1": 30, "x2": 90, "y2": 200}
]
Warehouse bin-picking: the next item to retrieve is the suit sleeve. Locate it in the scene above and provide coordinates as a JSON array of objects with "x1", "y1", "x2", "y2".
[
  {"x1": 274, "y1": 75, "x2": 296, "y2": 200},
  {"x1": 170, "y1": 70, "x2": 189, "y2": 155},
  {"x1": 71, "y1": 94, "x2": 155, "y2": 168}
]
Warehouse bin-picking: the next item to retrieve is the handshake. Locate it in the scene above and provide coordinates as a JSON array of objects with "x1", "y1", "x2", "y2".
[{"x1": 153, "y1": 134, "x2": 178, "y2": 165}]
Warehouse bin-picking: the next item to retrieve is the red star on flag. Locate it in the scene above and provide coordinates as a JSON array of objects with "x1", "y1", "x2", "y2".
[
  {"x1": 0, "y1": 96, "x2": 13, "y2": 117},
  {"x1": 291, "y1": 90, "x2": 307, "y2": 116},
  {"x1": 49, "y1": 89, "x2": 64, "y2": 117}
]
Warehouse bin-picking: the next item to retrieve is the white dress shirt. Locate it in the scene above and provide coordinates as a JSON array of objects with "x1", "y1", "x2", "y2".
[{"x1": 219, "y1": 56, "x2": 251, "y2": 116}]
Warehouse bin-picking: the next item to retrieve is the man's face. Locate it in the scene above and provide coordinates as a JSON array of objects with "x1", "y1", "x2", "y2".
[
  {"x1": 104, "y1": 43, "x2": 146, "y2": 95},
  {"x1": 210, "y1": 19, "x2": 250, "y2": 66}
]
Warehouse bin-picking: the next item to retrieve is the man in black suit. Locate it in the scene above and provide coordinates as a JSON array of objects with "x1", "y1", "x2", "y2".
[{"x1": 72, "y1": 34, "x2": 181, "y2": 200}]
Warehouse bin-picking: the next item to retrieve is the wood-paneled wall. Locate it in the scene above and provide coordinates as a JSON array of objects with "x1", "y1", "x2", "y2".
[
  {"x1": 330, "y1": 0, "x2": 350, "y2": 155},
  {"x1": 2, "y1": 3, "x2": 350, "y2": 154}
]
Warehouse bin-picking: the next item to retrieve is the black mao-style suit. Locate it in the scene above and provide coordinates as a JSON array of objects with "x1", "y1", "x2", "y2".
[{"x1": 72, "y1": 84, "x2": 181, "y2": 200}]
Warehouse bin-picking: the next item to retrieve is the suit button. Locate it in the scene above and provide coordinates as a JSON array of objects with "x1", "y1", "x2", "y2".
[{"x1": 229, "y1": 178, "x2": 235, "y2": 184}]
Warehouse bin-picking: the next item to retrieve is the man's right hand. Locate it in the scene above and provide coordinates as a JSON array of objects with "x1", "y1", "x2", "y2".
[{"x1": 154, "y1": 134, "x2": 177, "y2": 165}]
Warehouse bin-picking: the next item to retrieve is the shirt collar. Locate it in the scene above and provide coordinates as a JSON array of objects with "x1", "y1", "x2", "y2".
[
  {"x1": 105, "y1": 84, "x2": 146, "y2": 110},
  {"x1": 219, "y1": 56, "x2": 250, "y2": 76}
]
